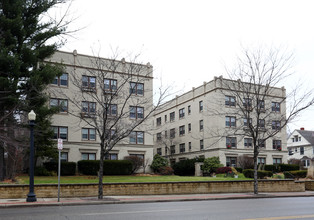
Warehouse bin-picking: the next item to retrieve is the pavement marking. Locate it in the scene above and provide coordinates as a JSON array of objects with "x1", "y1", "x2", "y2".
[
  {"x1": 82, "y1": 208, "x2": 192, "y2": 216},
  {"x1": 244, "y1": 214, "x2": 314, "y2": 220}
]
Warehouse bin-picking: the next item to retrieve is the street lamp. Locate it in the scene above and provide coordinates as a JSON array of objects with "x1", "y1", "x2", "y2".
[{"x1": 26, "y1": 110, "x2": 37, "y2": 202}]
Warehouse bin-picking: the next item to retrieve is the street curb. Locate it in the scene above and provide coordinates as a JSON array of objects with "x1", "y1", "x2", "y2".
[{"x1": 1, "y1": 193, "x2": 314, "y2": 208}]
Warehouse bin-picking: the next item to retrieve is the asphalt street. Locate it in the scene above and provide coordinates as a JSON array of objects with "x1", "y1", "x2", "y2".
[{"x1": 1, "y1": 197, "x2": 314, "y2": 220}]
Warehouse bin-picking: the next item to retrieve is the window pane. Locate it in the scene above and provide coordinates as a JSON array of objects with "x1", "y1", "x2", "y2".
[
  {"x1": 137, "y1": 132, "x2": 144, "y2": 144},
  {"x1": 60, "y1": 100, "x2": 68, "y2": 112},
  {"x1": 82, "y1": 102, "x2": 88, "y2": 112},
  {"x1": 130, "y1": 106, "x2": 136, "y2": 118},
  {"x1": 89, "y1": 129, "x2": 96, "y2": 140},
  {"x1": 52, "y1": 127, "x2": 58, "y2": 139},
  {"x1": 89, "y1": 153, "x2": 96, "y2": 160},
  {"x1": 90, "y1": 102, "x2": 96, "y2": 113},
  {"x1": 82, "y1": 76, "x2": 88, "y2": 87},
  {"x1": 137, "y1": 83, "x2": 144, "y2": 95},
  {"x1": 50, "y1": 99, "x2": 58, "y2": 107},
  {"x1": 60, "y1": 73, "x2": 68, "y2": 86},
  {"x1": 137, "y1": 107, "x2": 144, "y2": 118},
  {"x1": 90, "y1": 77, "x2": 96, "y2": 88},
  {"x1": 59, "y1": 127, "x2": 67, "y2": 139},
  {"x1": 130, "y1": 132, "x2": 136, "y2": 143},
  {"x1": 104, "y1": 79, "x2": 110, "y2": 90},
  {"x1": 61, "y1": 152, "x2": 68, "y2": 161},
  {"x1": 82, "y1": 128, "x2": 88, "y2": 140},
  {"x1": 82, "y1": 153, "x2": 88, "y2": 160},
  {"x1": 52, "y1": 76, "x2": 58, "y2": 85}
]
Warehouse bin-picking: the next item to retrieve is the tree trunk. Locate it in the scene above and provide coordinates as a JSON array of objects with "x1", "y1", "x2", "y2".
[
  {"x1": 0, "y1": 145, "x2": 5, "y2": 181},
  {"x1": 98, "y1": 143, "x2": 105, "y2": 199},
  {"x1": 253, "y1": 145, "x2": 258, "y2": 194}
]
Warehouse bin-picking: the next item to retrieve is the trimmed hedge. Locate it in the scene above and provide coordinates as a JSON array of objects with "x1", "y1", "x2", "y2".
[
  {"x1": 284, "y1": 170, "x2": 307, "y2": 179},
  {"x1": 34, "y1": 166, "x2": 52, "y2": 176},
  {"x1": 172, "y1": 158, "x2": 205, "y2": 176},
  {"x1": 43, "y1": 161, "x2": 76, "y2": 176},
  {"x1": 243, "y1": 169, "x2": 273, "y2": 179},
  {"x1": 265, "y1": 164, "x2": 300, "y2": 173},
  {"x1": 77, "y1": 160, "x2": 133, "y2": 175},
  {"x1": 235, "y1": 167, "x2": 243, "y2": 173},
  {"x1": 78, "y1": 160, "x2": 99, "y2": 175}
]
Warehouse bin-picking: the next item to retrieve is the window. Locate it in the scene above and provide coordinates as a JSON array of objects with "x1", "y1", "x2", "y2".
[
  {"x1": 244, "y1": 138, "x2": 253, "y2": 147},
  {"x1": 165, "y1": 146, "x2": 168, "y2": 155},
  {"x1": 272, "y1": 140, "x2": 282, "y2": 150},
  {"x1": 199, "y1": 120, "x2": 204, "y2": 131},
  {"x1": 258, "y1": 157, "x2": 266, "y2": 165},
  {"x1": 157, "y1": 132, "x2": 162, "y2": 141},
  {"x1": 104, "y1": 78, "x2": 117, "y2": 93},
  {"x1": 200, "y1": 139, "x2": 204, "y2": 150},
  {"x1": 60, "y1": 152, "x2": 68, "y2": 162},
  {"x1": 258, "y1": 119, "x2": 265, "y2": 128},
  {"x1": 104, "y1": 104, "x2": 117, "y2": 116},
  {"x1": 188, "y1": 123, "x2": 191, "y2": 132},
  {"x1": 258, "y1": 139, "x2": 266, "y2": 148},
  {"x1": 179, "y1": 143, "x2": 185, "y2": 153},
  {"x1": 157, "y1": 148, "x2": 162, "y2": 155},
  {"x1": 258, "y1": 100, "x2": 265, "y2": 110},
  {"x1": 226, "y1": 137, "x2": 237, "y2": 148},
  {"x1": 105, "y1": 129, "x2": 117, "y2": 140},
  {"x1": 52, "y1": 126, "x2": 68, "y2": 140},
  {"x1": 52, "y1": 73, "x2": 68, "y2": 86},
  {"x1": 272, "y1": 121, "x2": 281, "y2": 130},
  {"x1": 272, "y1": 102, "x2": 280, "y2": 112},
  {"x1": 130, "y1": 106, "x2": 144, "y2": 119},
  {"x1": 179, "y1": 108, "x2": 185, "y2": 119},
  {"x1": 156, "y1": 117, "x2": 161, "y2": 126},
  {"x1": 82, "y1": 153, "x2": 96, "y2": 160},
  {"x1": 300, "y1": 146, "x2": 304, "y2": 155},
  {"x1": 50, "y1": 98, "x2": 68, "y2": 113},
  {"x1": 129, "y1": 131, "x2": 144, "y2": 144},
  {"x1": 294, "y1": 135, "x2": 299, "y2": 142},
  {"x1": 199, "y1": 101, "x2": 203, "y2": 111},
  {"x1": 105, "y1": 153, "x2": 118, "y2": 160},
  {"x1": 299, "y1": 137, "x2": 301, "y2": 141},
  {"x1": 164, "y1": 115, "x2": 167, "y2": 122},
  {"x1": 243, "y1": 118, "x2": 252, "y2": 127},
  {"x1": 225, "y1": 116, "x2": 236, "y2": 127},
  {"x1": 82, "y1": 75, "x2": 96, "y2": 90},
  {"x1": 179, "y1": 125, "x2": 185, "y2": 136},
  {"x1": 273, "y1": 158, "x2": 282, "y2": 165},
  {"x1": 189, "y1": 142, "x2": 191, "y2": 150},
  {"x1": 170, "y1": 112, "x2": 175, "y2": 122},
  {"x1": 164, "y1": 130, "x2": 168, "y2": 138},
  {"x1": 226, "y1": 157, "x2": 237, "y2": 167},
  {"x1": 243, "y1": 98, "x2": 252, "y2": 109},
  {"x1": 82, "y1": 101, "x2": 96, "y2": 114},
  {"x1": 82, "y1": 128, "x2": 96, "y2": 140},
  {"x1": 170, "y1": 128, "x2": 175, "y2": 138},
  {"x1": 225, "y1": 96, "x2": 236, "y2": 107},
  {"x1": 170, "y1": 145, "x2": 175, "y2": 154},
  {"x1": 130, "y1": 82, "x2": 144, "y2": 95},
  {"x1": 188, "y1": 105, "x2": 191, "y2": 114}
]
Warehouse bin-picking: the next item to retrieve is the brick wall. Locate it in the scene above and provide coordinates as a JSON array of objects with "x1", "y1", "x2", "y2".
[{"x1": 0, "y1": 180, "x2": 305, "y2": 199}]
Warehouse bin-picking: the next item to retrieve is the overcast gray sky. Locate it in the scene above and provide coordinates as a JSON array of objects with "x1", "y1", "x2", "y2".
[{"x1": 58, "y1": 0, "x2": 314, "y2": 132}]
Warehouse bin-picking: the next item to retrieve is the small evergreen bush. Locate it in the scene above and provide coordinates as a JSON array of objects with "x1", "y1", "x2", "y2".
[
  {"x1": 78, "y1": 160, "x2": 99, "y2": 175},
  {"x1": 34, "y1": 166, "x2": 52, "y2": 176},
  {"x1": 44, "y1": 161, "x2": 76, "y2": 176},
  {"x1": 284, "y1": 170, "x2": 307, "y2": 179},
  {"x1": 151, "y1": 154, "x2": 169, "y2": 173},
  {"x1": 243, "y1": 169, "x2": 273, "y2": 179}
]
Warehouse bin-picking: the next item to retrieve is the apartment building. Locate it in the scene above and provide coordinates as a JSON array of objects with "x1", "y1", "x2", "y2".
[
  {"x1": 153, "y1": 76, "x2": 288, "y2": 167},
  {"x1": 287, "y1": 128, "x2": 314, "y2": 167},
  {"x1": 45, "y1": 50, "x2": 154, "y2": 172}
]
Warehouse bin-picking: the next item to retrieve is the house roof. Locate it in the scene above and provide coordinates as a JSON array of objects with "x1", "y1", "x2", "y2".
[{"x1": 296, "y1": 130, "x2": 314, "y2": 146}]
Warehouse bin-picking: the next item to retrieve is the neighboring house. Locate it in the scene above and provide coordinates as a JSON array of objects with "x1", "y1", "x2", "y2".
[
  {"x1": 153, "y1": 76, "x2": 288, "y2": 167},
  {"x1": 45, "y1": 50, "x2": 154, "y2": 172},
  {"x1": 287, "y1": 128, "x2": 314, "y2": 167}
]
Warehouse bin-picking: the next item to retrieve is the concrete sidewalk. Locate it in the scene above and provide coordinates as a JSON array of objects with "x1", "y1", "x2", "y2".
[{"x1": 1, "y1": 191, "x2": 314, "y2": 208}]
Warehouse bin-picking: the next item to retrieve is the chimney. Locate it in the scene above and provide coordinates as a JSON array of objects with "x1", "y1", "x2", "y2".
[{"x1": 300, "y1": 127, "x2": 305, "y2": 130}]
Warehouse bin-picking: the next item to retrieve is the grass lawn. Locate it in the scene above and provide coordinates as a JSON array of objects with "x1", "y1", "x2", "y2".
[{"x1": 15, "y1": 173, "x2": 251, "y2": 184}]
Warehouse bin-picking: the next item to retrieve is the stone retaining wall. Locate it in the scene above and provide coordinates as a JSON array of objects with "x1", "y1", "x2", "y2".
[
  {"x1": 305, "y1": 181, "x2": 314, "y2": 191},
  {"x1": 0, "y1": 180, "x2": 305, "y2": 199}
]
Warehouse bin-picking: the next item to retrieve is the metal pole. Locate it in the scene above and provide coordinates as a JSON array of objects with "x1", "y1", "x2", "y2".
[
  {"x1": 26, "y1": 120, "x2": 37, "y2": 202},
  {"x1": 58, "y1": 149, "x2": 61, "y2": 202}
]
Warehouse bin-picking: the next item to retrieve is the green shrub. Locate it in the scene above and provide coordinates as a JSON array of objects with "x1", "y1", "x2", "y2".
[
  {"x1": 235, "y1": 167, "x2": 243, "y2": 173},
  {"x1": 151, "y1": 154, "x2": 169, "y2": 173},
  {"x1": 34, "y1": 166, "x2": 52, "y2": 176},
  {"x1": 78, "y1": 160, "x2": 99, "y2": 175},
  {"x1": 279, "y1": 164, "x2": 300, "y2": 172},
  {"x1": 243, "y1": 169, "x2": 273, "y2": 179},
  {"x1": 103, "y1": 160, "x2": 133, "y2": 175},
  {"x1": 264, "y1": 165, "x2": 280, "y2": 173},
  {"x1": 172, "y1": 159, "x2": 196, "y2": 176},
  {"x1": 284, "y1": 170, "x2": 307, "y2": 179},
  {"x1": 202, "y1": 157, "x2": 223, "y2": 174},
  {"x1": 44, "y1": 161, "x2": 76, "y2": 176}
]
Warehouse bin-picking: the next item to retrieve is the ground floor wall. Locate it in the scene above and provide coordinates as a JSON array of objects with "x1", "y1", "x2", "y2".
[{"x1": 0, "y1": 180, "x2": 305, "y2": 199}]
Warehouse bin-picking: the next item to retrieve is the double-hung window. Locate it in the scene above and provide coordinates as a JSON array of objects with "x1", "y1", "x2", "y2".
[
  {"x1": 226, "y1": 116, "x2": 236, "y2": 127},
  {"x1": 104, "y1": 79, "x2": 117, "y2": 93},
  {"x1": 272, "y1": 102, "x2": 280, "y2": 112},
  {"x1": 199, "y1": 101, "x2": 203, "y2": 111},
  {"x1": 130, "y1": 82, "x2": 144, "y2": 95},
  {"x1": 170, "y1": 128, "x2": 175, "y2": 138},
  {"x1": 129, "y1": 131, "x2": 144, "y2": 144},
  {"x1": 52, "y1": 73, "x2": 68, "y2": 86},
  {"x1": 272, "y1": 120, "x2": 281, "y2": 130},
  {"x1": 225, "y1": 96, "x2": 236, "y2": 107},
  {"x1": 272, "y1": 140, "x2": 282, "y2": 150},
  {"x1": 226, "y1": 137, "x2": 237, "y2": 148},
  {"x1": 50, "y1": 98, "x2": 68, "y2": 113},
  {"x1": 130, "y1": 106, "x2": 144, "y2": 119},
  {"x1": 170, "y1": 112, "x2": 175, "y2": 122},
  {"x1": 52, "y1": 126, "x2": 68, "y2": 140},
  {"x1": 179, "y1": 125, "x2": 185, "y2": 136},
  {"x1": 156, "y1": 117, "x2": 161, "y2": 126},
  {"x1": 82, "y1": 75, "x2": 96, "y2": 90},
  {"x1": 179, "y1": 108, "x2": 185, "y2": 119},
  {"x1": 105, "y1": 104, "x2": 117, "y2": 116},
  {"x1": 82, "y1": 128, "x2": 96, "y2": 141},
  {"x1": 243, "y1": 98, "x2": 252, "y2": 109},
  {"x1": 244, "y1": 138, "x2": 253, "y2": 147},
  {"x1": 243, "y1": 118, "x2": 252, "y2": 127},
  {"x1": 157, "y1": 132, "x2": 162, "y2": 141},
  {"x1": 199, "y1": 120, "x2": 204, "y2": 131},
  {"x1": 82, "y1": 101, "x2": 96, "y2": 114},
  {"x1": 179, "y1": 143, "x2": 185, "y2": 153}
]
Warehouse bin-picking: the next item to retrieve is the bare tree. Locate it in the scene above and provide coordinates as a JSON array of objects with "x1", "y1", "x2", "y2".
[
  {"x1": 214, "y1": 47, "x2": 314, "y2": 194},
  {"x1": 52, "y1": 51, "x2": 168, "y2": 199}
]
